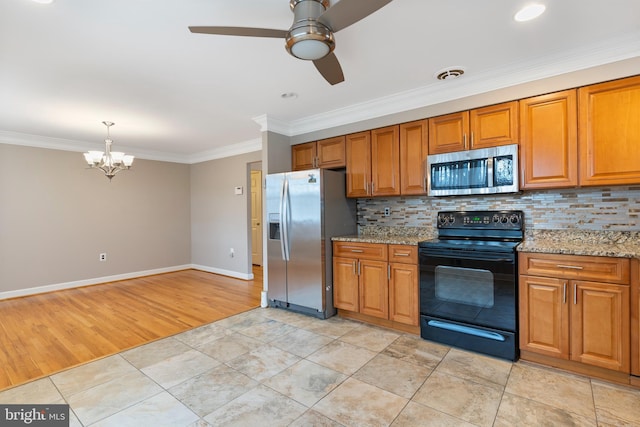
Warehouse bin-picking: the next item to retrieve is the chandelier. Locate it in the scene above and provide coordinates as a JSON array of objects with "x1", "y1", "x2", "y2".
[{"x1": 83, "y1": 121, "x2": 134, "y2": 180}]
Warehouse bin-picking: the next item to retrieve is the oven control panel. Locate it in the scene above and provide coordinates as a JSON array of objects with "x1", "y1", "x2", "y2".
[{"x1": 437, "y1": 211, "x2": 523, "y2": 230}]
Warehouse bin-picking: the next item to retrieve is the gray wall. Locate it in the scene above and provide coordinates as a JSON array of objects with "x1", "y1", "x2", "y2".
[
  {"x1": 263, "y1": 131, "x2": 291, "y2": 174},
  {"x1": 190, "y1": 150, "x2": 261, "y2": 279},
  {"x1": 0, "y1": 144, "x2": 191, "y2": 295}
]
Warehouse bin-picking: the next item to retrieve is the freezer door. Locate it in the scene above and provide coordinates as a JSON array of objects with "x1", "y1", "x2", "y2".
[
  {"x1": 285, "y1": 170, "x2": 324, "y2": 311},
  {"x1": 266, "y1": 172, "x2": 287, "y2": 303}
]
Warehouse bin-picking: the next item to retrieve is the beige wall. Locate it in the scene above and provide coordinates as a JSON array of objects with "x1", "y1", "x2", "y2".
[
  {"x1": 190, "y1": 150, "x2": 261, "y2": 279},
  {"x1": 0, "y1": 144, "x2": 191, "y2": 295}
]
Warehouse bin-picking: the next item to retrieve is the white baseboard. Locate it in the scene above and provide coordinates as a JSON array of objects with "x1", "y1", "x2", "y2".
[
  {"x1": 0, "y1": 264, "x2": 254, "y2": 300},
  {"x1": 191, "y1": 264, "x2": 254, "y2": 280}
]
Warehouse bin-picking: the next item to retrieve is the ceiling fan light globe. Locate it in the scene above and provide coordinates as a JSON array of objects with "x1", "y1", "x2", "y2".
[
  {"x1": 286, "y1": 20, "x2": 334, "y2": 60},
  {"x1": 290, "y1": 39, "x2": 330, "y2": 60}
]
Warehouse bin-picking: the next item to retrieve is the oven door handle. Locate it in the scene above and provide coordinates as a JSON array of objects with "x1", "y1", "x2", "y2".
[
  {"x1": 420, "y1": 249, "x2": 514, "y2": 263},
  {"x1": 427, "y1": 320, "x2": 506, "y2": 342}
]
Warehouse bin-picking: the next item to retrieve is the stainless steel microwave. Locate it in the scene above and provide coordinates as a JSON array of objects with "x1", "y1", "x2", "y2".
[{"x1": 426, "y1": 144, "x2": 519, "y2": 196}]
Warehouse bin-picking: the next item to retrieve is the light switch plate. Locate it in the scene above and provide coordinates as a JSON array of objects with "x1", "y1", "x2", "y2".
[{"x1": 234, "y1": 186, "x2": 243, "y2": 195}]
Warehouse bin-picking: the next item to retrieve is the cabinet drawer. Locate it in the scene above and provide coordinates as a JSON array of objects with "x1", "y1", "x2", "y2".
[
  {"x1": 388, "y1": 245, "x2": 417, "y2": 264},
  {"x1": 519, "y1": 252, "x2": 630, "y2": 284},
  {"x1": 333, "y1": 242, "x2": 387, "y2": 261}
]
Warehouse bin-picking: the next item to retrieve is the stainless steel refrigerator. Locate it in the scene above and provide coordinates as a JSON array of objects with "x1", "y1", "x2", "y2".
[{"x1": 266, "y1": 169, "x2": 357, "y2": 318}]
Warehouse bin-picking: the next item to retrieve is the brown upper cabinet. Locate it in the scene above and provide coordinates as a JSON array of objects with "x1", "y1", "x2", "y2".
[
  {"x1": 519, "y1": 89, "x2": 578, "y2": 189},
  {"x1": 399, "y1": 120, "x2": 429, "y2": 195},
  {"x1": 345, "y1": 131, "x2": 371, "y2": 197},
  {"x1": 291, "y1": 136, "x2": 346, "y2": 171},
  {"x1": 346, "y1": 126, "x2": 401, "y2": 198},
  {"x1": 371, "y1": 125, "x2": 401, "y2": 197},
  {"x1": 428, "y1": 101, "x2": 519, "y2": 154},
  {"x1": 291, "y1": 141, "x2": 315, "y2": 171},
  {"x1": 578, "y1": 75, "x2": 640, "y2": 186}
]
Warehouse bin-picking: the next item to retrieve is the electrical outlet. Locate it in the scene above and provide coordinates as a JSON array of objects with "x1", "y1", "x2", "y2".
[
  {"x1": 229, "y1": 248, "x2": 234, "y2": 258},
  {"x1": 384, "y1": 207, "x2": 390, "y2": 217},
  {"x1": 99, "y1": 253, "x2": 107, "y2": 261}
]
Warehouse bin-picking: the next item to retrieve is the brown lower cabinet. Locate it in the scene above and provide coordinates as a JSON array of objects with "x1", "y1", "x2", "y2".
[
  {"x1": 519, "y1": 252, "x2": 631, "y2": 374},
  {"x1": 333, "y1": 241, "x2": 419, "y2": 332},
  {"x1": 632, "y1": 258, "x2": 640, "y2": 381}
]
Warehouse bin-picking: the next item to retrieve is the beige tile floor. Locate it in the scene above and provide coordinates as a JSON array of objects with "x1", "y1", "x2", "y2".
[{"x1": 2, "y1": 307, "x2": 640, "y2": 426}]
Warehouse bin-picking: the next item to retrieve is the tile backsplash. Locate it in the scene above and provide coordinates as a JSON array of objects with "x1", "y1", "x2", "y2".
[{"x1": 357, "y1": 186, "x2": 640, "y2": 232}]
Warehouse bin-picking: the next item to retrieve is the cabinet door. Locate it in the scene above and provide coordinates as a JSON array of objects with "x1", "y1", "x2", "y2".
[
  {"x1": 578, "y1": 75, "x2": 640, "y2": 186},
  {"x1": 469, "y1": 101, "x2": 519, "y2": 150},
  {"x1": 519, "y1": 275, "x2": 570, "y2": 359},
  {"x1": 371, "y1": 125, "x2": 400, "y2": 196},
  {"x1": 346, "y1": 131, "x2": 371, "y2": 197},
  {"x1": 389, "y1": 263, "x2": 418, "y2": 326},
  {"x1": 428, "y1": 111, "x2": 468, "y2": 154},
  {"x1": 317, "y1": 136, "x2": 346, "y2": 169},
  {"x1": 359, "y1": 259, "x2": 389, "y2": 319},
  {"x1": 333, "y1": 256, "x2": 359, "y2": 311},
  {"x1": 399, "y1": 120, "x2": 428, "y2": 195},
  {"x1": 292, "y1": 142, "x2": 316, "y2": 171},
  {"x1": 571, "y1": 280, "x2": 630, "y2": 372},
  {"x1": 519, "y1": 90, "x2": 578, "y2": 189}
]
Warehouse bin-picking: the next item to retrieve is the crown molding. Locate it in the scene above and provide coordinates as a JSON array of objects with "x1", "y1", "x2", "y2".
[
  {"x1": 0, "y1": 130, "x2": 193, "y2": 163},
  {"x1": 252, "y1": 114, "x2": 292, "y2": 136},
  {"x1": 187, "y1": 138, "x2": 262, "y2": 164},
  {"x1": 0, "y1": 130, "x2": 263, "y2": 164}
]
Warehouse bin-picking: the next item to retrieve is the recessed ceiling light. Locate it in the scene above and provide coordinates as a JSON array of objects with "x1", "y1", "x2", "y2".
[
  {"x1": 281, "y1": 92, "x2": 298, "y2": 99},
  {"x1": 31, "y1": 0, "x2": 55, "y2": 4},
  {"x1": 514, "y1": 4, "x2": 546, "y2": 22}
]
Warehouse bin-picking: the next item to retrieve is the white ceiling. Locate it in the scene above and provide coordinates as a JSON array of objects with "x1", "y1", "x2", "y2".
[{"x1": 1, "y1": 0, "x2": 639, "y2": 163}]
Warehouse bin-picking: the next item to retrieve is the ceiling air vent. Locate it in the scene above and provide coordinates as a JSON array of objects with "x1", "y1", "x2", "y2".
[{"x1": 435, "y1": 67, "x2": 465, "y2": 80}]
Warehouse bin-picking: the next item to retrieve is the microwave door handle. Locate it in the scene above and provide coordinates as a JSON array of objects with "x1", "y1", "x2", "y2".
[{"x1": 487, "y1": 157, "x2": 494, "y2": 188}]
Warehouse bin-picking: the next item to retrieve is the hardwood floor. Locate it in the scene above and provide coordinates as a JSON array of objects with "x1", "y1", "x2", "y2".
[{"x1": 0, "y1": 267, "x2": 262, "y2": 391}]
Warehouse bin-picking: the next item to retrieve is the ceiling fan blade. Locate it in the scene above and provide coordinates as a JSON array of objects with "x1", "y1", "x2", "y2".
[
  {"x1": 318, "y1": 0, "x2": 393, "y2": 32},
  {"x1": 313, "y1": 52, "x2": 344, "y2": 85},
  {"x1": 188, "y1": 26, "x2": 288, "y2": 38}
]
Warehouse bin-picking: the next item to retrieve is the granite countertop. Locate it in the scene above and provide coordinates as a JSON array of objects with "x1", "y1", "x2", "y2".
[
  {"x1": 518, "y1": 230, "x2": 640, "y2": 258},
  {"x1": 333, "y1": 227, "x2": 640, "y2": 258},
  {"x1": 332, "y1": 234, "x2": 427, "y2": 246},
  {"x1": 332, "y1": 226, "x2": 436, "y2": 246}
]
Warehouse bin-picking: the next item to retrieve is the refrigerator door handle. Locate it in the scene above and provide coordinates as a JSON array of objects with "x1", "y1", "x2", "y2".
[
  {"x1": 281, "y1": 177, "x2": 291, "y2": 261},
  {"x1": 278, "y1": 177, "x2": 286, "y2": 260}
]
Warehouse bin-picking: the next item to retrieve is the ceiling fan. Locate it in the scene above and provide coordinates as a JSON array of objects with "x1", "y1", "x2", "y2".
[{"x1": 189, "y1": 0, "x2": 393, "y2": 85}]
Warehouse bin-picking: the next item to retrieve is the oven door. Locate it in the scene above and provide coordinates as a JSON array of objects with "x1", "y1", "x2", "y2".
[{"x1": 419, "y1": 246, "x2": 518, "y2": 360}]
